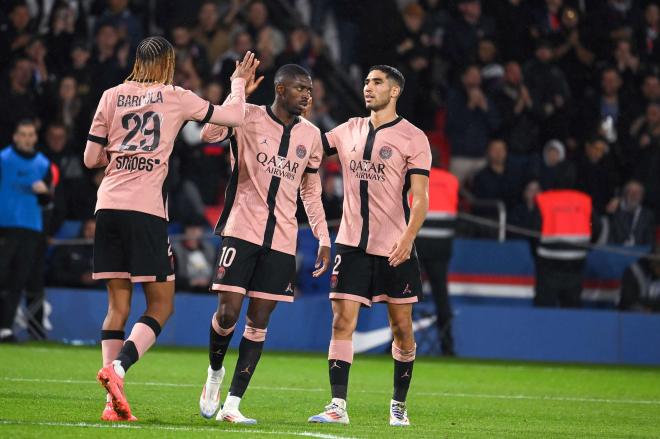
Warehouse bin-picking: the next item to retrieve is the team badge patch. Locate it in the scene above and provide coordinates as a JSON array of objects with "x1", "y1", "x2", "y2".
[
  {"x1": 379, "y1": 145, "x2": 392, "y2": 160},
  {"x1": 296, "y1": 144, "x2": 307, "y2": 159},
  {"x1": 217, "y1": 266, "x2": 226, "y2": 280},
  {"x1": 330, "y1": 274, "x2": 338, "y2": 288}
]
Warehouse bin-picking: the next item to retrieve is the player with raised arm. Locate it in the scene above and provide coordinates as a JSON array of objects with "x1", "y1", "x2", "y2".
[
  {"x1": 308, "y1": 65, "x2": 431, "y2": 427},
  {"x1": 83, "y1": 36, "x2": 258, "y2": 422},
  {"x1": 197, "y1": 64, "x2": 331, "y2": 425}
]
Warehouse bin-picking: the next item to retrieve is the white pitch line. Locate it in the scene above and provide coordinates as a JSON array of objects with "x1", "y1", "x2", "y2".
[
  {"x1": 2, "y1": 376, "x2": 660, "y2": 406},
  {"x1": 0, "y1": 420, "x2": 357, "y2": 439}
]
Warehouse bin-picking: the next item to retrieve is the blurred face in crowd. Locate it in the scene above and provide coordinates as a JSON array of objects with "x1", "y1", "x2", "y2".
[
  {"x1": 647, "y1": 103, "x2": 660, "y2": 126},
  {"x1": 277, "y1": 74, "x2": 312, "y2": 116},
  {"x1": 13, "y1": 123, "x2": 38, "y2": 153},
  {"x1": 248, "y1": 2, "x2": 268, "y2": 29},
  {"x1": 504, "y1": 62, "x2": 523, "y2": 86},
  {"x1": 59, "y1": 76, "x2": 77, "y2": 101},
  {"x1": 623, "y1": 181, "x2": 644, "y2": 209},
  {"x1": 642, "y1": 76, "x2": 660, "y2": 101},
  {"x1": 535, "y1": 45, "x2": 553, "y2": 63},
  {"x1": 586, "y1": 139, "x2": 607, "y2": 163},
  {"x1": 199, "y1": 2, "x2": 219, "y2": 30},
  {"x1": 614, "y1": 39, "x2": 633, "y2": 61},
  {"x1": 71, "y1": 46, "x2": 90, "y2": 68},
  {"x1": 26, "y1": 38, "x2": 47, "y2": 61},
  {"x1": 108, "y1": 0, "x2": 129, "y2": 13},
  {"x1": 312, "y1": 78, "x2": 326, "y2": 103},
  {"x1": 459, "y1": 0, "x2": 481, "y2": 23},
  {"x1": 204, "y1": 82, "x2": 223, "y2": 105},
  {"x1": 172, "y1": 26, "x2": 191, "y2": 47},
  {"x1": 601, "y1": 69, "x2": 622, "y2": 96},
  {"x1": 10, "y1": 5, "x2": 30, "y2": 30},
  {"x1": 544, "y1": 143, "x2": 563, "y2": 167},
  {"x1": 461, "y1": 66, "x2": 481, "y2": 90},
  {"x1": 96, "y1": 25, "x2": 119, "y2": 52},
  {"x1": 403, "y1": 6, "x2": 425, "y2": 33},
  {"x1": 478, "y1": 39, "x2": 497, "y2": 64},
  {"x1": 46, "y1": 125, "x2": 67, "y2": 153},
  {"x1": 487, "y1": 140, "x2": 507, "y2": 167},
  {"x1": 10, "y1": 59, "x2": 32, "y2": 89},
  {"x1": 233, "y1": 32, "x2": 253, "y2": 55},
  {"x1": 645, "y1": 4, "x2": 659, "y2": 27},
  {"x1": 546, "y1": 0, "x2": 563, "y2": 13},
  {"x1": 82, "y1": 219, "x2": 97, "y2": 239},
  {"x1": 364, "y1": 69, "x2": 400, "y2": 111}
]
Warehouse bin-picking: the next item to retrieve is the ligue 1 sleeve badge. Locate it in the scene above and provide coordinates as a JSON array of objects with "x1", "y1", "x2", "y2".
[
  {"x1": 217, "y1": 266, "x2": 226, "y2": 280},
  {"x1": 296, "y1": 144, "x2": 307, "y2": 159},
  {"x1": 330, "y1": 274, "x2": 338, "y2": 288},
  {"x1": 379, "y1": 145, "x2": 392, "y2": 160}
]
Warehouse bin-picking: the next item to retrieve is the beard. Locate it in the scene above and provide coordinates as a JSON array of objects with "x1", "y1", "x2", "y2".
[{"x1": 365, "y1": 97, "x2": 390, "y2": 111}]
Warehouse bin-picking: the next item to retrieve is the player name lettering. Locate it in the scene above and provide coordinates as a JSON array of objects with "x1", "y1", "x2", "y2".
[
  {"x1": 117, "y1": 91, "x2": 164, "y2": 108},
  {"x1": 115, "y1": 156, "x2": 158, "y2": 172},
  {"x1": 349, "y1": 159, "x2": 386, "y2": 182},
  {"x1": 256, "y1": 152, "x2": 299, "y2": 181}
]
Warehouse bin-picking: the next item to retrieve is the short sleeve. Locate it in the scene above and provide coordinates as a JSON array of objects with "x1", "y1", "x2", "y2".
[
  {"x1": 406, "y1": 132, "x2": 431, "y2": 176},
  {"x1": 87, "y1": 91, "x2": 109, "y2": 146},
  {"x1": 179, "y1": 88, "x2": 214, "y2": 123},
  {"x1": 305, "y1": 133, "x2": 323, "y2": 173}
]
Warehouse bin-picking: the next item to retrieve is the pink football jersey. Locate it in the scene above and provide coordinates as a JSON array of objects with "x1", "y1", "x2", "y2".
[
  {"x1": 84, "y1": 78, "x2": 246, "y2": 219},
  {"x1": 201, "y1": 105, "x2": 330, "y2": 255},
  {"x1": 323, "y1": 116, "x2": 431, "y2": 257}
]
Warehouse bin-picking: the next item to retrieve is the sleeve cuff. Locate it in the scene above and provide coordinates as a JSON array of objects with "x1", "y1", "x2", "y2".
[
  {"x1": 305, "y1": 166, "x2": 319, "y2": 173},
  {"x1": 87, "y1": 133, "x2": 108, "y2": 146},
  {"x1": 319, "y1": 236, "x2": 331, "y2": 247},
  {"x1": 408, "y1": 168, "x2": 430, "y2": 177},
  {"x1": 322, "y1": 133, "x2": 337, "y2": 156}
]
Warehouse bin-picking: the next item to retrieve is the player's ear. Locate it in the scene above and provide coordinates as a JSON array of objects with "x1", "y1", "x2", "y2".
[
  {"x1": 275, "y1": 83, "x2": 285, "y2": 97},
  {"x1": 391, "y1": 85, "x2": 401, "y2": 99}
]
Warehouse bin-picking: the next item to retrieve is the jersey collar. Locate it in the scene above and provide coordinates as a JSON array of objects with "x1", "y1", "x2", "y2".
[{"x1": 266, "y1": 105, "x2": 300, "y2": 130}]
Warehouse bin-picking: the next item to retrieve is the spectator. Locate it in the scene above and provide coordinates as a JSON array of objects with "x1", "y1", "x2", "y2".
[
  {"x1": 95, "y1": 0, "x2": 143, "y2": 51},
  {"x1": 575, "y1": 136, "x2": 620, "y2": 215},
  {"x1": 47, "y1": 218, "x2": 101, "y2": 289},
  {"x1": 487, "y1": 0, "x2": 533, "y2": 62},
  {"x1": 0, "y1": 120, "x2": 53, "y2": 343},
  {"x1": 472, "y1": 139, "x2": 525, "y2": 212},
  {"x1": 24, "y1": 36, "x2": 51, "y2": 91},
  {"x1": 524, "y1": 40, "x2": 571, "y2": 142},
  {"x1": 0, "y1": 57, "x2": 41, "y2": 148},
  {"x1": 443, "y1": 0, "x2": 496, "y2": 68},
  {"x1": 307, "y1": 78, "x2": 338, "y2": 133},
  {"x1": 45, "y1": 3, "x2": 78, "y2": 77},
  {"x1": 244, "y1": 1, "x2": 285, "y2": 52},
  {"x1": 0, "y1": 2, "x2": 34, "y2": 64},
  {"x1": 477, "y1": 38, "x2": 504, "y2": 93},
  {"x1": 192, "y1": 0, "x2": 235, "y2": 66},
  {"x1": 529, "y1": 0, "x2": 564, "y2": 43},
  {"x1": 66, "y1": 41, "x2": 94, "y2": 103},
  {"x1": 46, "y1": 76, "x2": 90, "y2": 148},
  {"x1": 608, "y1": 180, "x2": 655, "y2": 246},
  {"x1": 493, "y1": 61, "x2": 538, "y2": 155},
  {"x1": 630, "y1": 101, "x2": 660, "y2": 217},
  {"x1": 89, "y1": 23, "x2": 129, "y2": 102},
  {"x1": 536, "y1": 139, "x2": 576, "y2": 190},
  {"x1": 171, "y1": 23, "x2": 210, "y2": 81},
  {"x1": 636, "y1": 3, "x2": 660, "y2": 64},
  {"x1": 211, "y1": 30, "x2": 253, "y2": 91},
  {"x1": 172, "y1": 223, "x2": 217, "y2": 292},
  {"x1": 446, "y1": 65, "x2": 500, "y2": 183},
  {"x1": 611, "y1": 39, "x2": 640, "y2": 94},
  {"x1": 276, "y1": 26, "x2": 315, "y2": 74},
  {"x1": 552, "y1": 7, "x2": 596, "y2": 99}
]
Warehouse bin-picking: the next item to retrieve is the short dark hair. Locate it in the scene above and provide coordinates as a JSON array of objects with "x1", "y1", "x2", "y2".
[
  {"x1": 14, "y1": 119, "x2": 36, "y2": 132},
  {"x1": 368, "y1": 65, "x2": 405, "y2": 92},
  {"x1": 274, "y1": 64, "x2": 311, "y2": 85}
]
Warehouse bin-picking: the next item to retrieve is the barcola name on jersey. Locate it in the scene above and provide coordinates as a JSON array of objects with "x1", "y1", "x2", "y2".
[
  {"x1": 256, "y1": 152, "x2": 299, "y2": 180},
  {"x1": 350, "y1": 159, "x2": 386, "y2": 182},
  {"x1": 117, "y1": 91, "x2": 164, "y2": 108}
]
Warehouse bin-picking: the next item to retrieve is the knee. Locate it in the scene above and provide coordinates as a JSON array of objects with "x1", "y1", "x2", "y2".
[
  {"x1": 107, "y1": 301, "x2": 131, "y2": 321},
  {"x1": 245, "y1": 312, "x2": 269, "y2": 329},
  {"x1": 331, "y1": 313, "x2": 356, "y2": 336},
  {"x1": 390, "y1": 316, "x2": 413, "y2": 341},
  {"x1": 216, "y1": 308, "x2": 239, "y2": 329}
]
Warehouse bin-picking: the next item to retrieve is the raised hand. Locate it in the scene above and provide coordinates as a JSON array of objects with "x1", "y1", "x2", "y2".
[{"x1": 231, "y1": 51, "x2": 260, "y2": 82}]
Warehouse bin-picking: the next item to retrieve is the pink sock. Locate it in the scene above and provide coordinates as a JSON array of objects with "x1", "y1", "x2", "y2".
[
  {"x1": 126, "y1": 322, "x2": 157, "y2": 358},
  {"x1": 101, "y1": 339, "x2": 123, "y2": 367}
]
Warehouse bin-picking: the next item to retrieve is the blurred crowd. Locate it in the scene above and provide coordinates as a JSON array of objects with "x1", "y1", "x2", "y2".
[{"x1": 1, "y1": 0, "x2": 660, "y2": 300}]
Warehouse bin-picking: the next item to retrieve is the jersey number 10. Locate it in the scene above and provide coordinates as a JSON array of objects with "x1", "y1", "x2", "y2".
[{"x1": 120, "y1": 111, "x2": 162, "y2": 152}]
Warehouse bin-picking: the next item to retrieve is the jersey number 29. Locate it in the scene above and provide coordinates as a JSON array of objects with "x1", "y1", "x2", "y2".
[{"x1": 120, "y1": 111, "x2": 162, "y2": 152}]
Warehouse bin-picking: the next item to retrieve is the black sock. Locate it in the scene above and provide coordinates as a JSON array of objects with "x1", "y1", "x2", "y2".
[
  {"x1": 209, "y1": 324, "x2": 235, "y2": 371},
  {"x1": 228, "y1": 337, "x2": 264, "y2": 398},
  {"x1": 329, "y1": 359, "x2": 351, "y2": 400},
  {"x1": 393, "y1": 359, "x2": 414, "y2": 402},
  {"x1": 116, "y1": 341, "x2": 139, "y2": 372}
]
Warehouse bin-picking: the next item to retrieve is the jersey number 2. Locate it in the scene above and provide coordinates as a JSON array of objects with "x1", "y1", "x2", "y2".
[{"x1": 120, "y1": 112, "x2": 161, "y2": 152}]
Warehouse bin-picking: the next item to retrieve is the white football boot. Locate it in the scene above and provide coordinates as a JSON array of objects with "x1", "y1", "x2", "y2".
[
  {"x1": 308, "y1": 398, "x2": 350, "y2": 424},
  {"x1": 389, "y1": 399, "x2": 410, "y2": 426},
  {"x1": 199, "y1": 366, "x2": 224, "y2": 419}
]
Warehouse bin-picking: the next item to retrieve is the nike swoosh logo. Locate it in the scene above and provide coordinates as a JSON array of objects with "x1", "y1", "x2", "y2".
[{"x1": 352, "y1": 316, "x2": 437, "y2": 353}]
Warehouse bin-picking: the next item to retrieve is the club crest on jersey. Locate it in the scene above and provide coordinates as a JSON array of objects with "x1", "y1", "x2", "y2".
[
  {"x1": 330, "y1": 275, "x2": 338, "y2": 288},
  {"x1": 379, "y1": 145, "x2": 393, "y2": 160},
  {"x1": 296, "y1": 144, "x2": 307, "y2": 159},
  {"x1": 217, "y1": 266, "x2": 226, "y2": 280}
]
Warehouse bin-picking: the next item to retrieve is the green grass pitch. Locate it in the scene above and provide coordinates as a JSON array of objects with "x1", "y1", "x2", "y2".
[{"x1": 1, "y1": 343, "x2": 659, "y2": 438}]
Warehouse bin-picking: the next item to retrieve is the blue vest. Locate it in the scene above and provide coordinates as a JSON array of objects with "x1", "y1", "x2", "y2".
[{"x1": 0, "y1": 145, "x2": 51, "y2": 231}]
